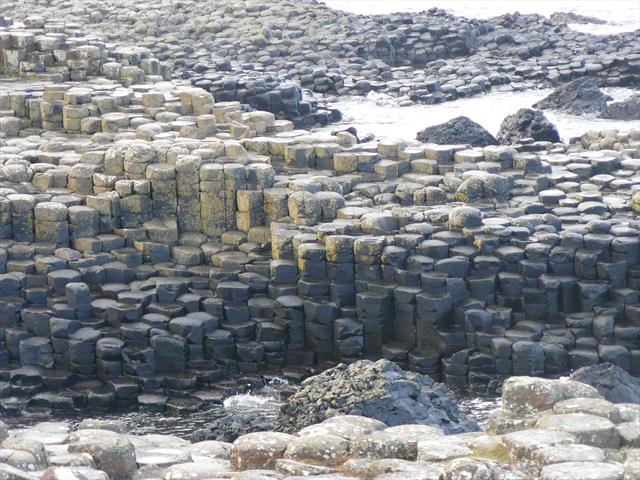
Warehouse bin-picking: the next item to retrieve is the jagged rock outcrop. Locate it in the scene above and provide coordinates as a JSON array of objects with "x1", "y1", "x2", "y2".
[
  {"x1": 532, "y1": 78, "x2": 611, "y2": 114},
  {"x1": 599, "y1": 93, "x2": 640, "y2": 120},
  {"x1": 569, "y1": 363, "x2": 640, "y2": 404},
  {"x1": 416, "y1": 116, "x2": 499, "y2": 146},
  {"x1": 191, "y1": 412, "x2": 275, "y2": 443},
  {"x1": 497, "y1": 108, "x2": 561, "y2": 144},
  {"x1": 273, "y1": 359, "x2": 478, "y2": 435}
]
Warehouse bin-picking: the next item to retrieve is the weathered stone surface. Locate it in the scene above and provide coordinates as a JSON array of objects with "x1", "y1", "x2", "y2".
[
  {"x1": 161, "y1": 461, "x2": 231, "y2": 479},
  {"x1": 530, "y1": 444, "x2": 605, "y2": 465},
  {"x1": 502, "y1": 429, "x2": 577, "y2": 459},
  {"x1": 297, "y1": 416, "x2": 387, "y2": 441},
  {"x1": 540, "y1": 461, "x2": 624, "y2": 480},
  {"x1": 535, "y1": 413, "x2": 620, "y2": 448},
  {"x1": 283, "y1": 434, "x2": 349, "y2": 466},
  {"x1": 501, "y1": 377, "x2": 601, "y2": 416},
  {"x1": 67, "y1": 430, "x2": 136, "y2": 480},
  {"x1": 229, "y1": 432, "x2": 295, "y2": 470}
]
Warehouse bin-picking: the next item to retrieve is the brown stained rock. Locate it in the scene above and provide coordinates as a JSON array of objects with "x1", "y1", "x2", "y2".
[
  {"x1": 67, "y1": 430, "x2": 136, "y2": 480},
  {"x1": 229, "y1": 431, "x2": 295, "y2": 470}
]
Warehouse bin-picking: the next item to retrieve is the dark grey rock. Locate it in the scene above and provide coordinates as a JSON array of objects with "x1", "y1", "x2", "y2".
[
  {"x1": 274, "y1": 359, "x2": 478, "y2": 435},
  {"x1": 497, "y1": 108, "x2": 561, "y2": 144},
  {"x1": 569, "y1": 363, "x2": 640, "y2": 404},
  {"x1": 192, "y1": 412, "x2": 275, "y2": 443},
  {"x1": 599, "y1": 93, "x2": 640, "y2": 120},
  {"x1": 532, "y1": 78, "x2": 611, "y2": 115},
  {"x1": 416, "y1": 116, "x2": 499, "y2": 147}
]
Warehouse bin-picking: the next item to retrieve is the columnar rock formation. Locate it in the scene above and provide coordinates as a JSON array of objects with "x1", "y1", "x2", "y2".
[
  {"x1": 0, "y1": 0, "x2": 639, "y2": 415},
  {"x1": 1, "y1": 0, "x2": 639, "y2": 106}
]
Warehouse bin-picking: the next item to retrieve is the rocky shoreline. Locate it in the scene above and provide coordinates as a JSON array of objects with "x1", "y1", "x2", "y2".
[
  {"x1": 0, "y1": 0, "x2": 638, "y2": 459},
  {"x1": 0, "y1": 372, "x2": 638, "y2": 479}
]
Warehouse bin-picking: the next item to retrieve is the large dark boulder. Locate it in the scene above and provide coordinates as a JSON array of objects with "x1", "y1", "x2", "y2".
[
  {"x1": 273, "y1": 359, "x2": 478, "y2": 435},
  {"x1": 416, "y1": 116, "x2": 499, "y2": 147},
  {"x1": 532, "y1": 78, "x2": 611, "y2": 115},
  {"x1": 497, "y1": 108, "x2": 561, "y2": 144},
  {"x1": 599, "y1": 93, "x2": 640, "y2": 120},
  {"x1": 569, "y1": 363, "x2": 640, "y2": 404}
]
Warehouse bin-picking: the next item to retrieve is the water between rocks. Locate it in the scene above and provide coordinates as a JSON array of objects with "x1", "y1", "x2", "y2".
[
  {"x1": 316, "y1": 87, "x2": 640, "y2": 143},
  {"x1": 3, "y1": 377, "x2": 500, "y2": 438}
]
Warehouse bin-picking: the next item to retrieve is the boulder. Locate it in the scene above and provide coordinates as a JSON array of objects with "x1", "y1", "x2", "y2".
[
  {"x1": 0, "y1": 449, "x2": 38, "y2": 471},
  {"x1": 416, "y1": 438, "x2": 474, "y2": 462},
  {"x1": 67, "y1": 429, "x2": 136, "y2": 480},
  {"x1": 283, "y1": 434, "x2": 350, "y2": 466},
  {"x1": 229, "y1": 431, "x2": 295, "y2": 470},
  {"x1": 530, "y1": 444, "x2": 606, "y2": 465},
  {"x1": 569, "y1": 363, "x2": 640, "y2": 404},
  {"x1": 189, "y1": 440, "x2": 231, "y2": 461},
  {"x1": 42, "y1": 467, "x2": 108, "y2": 480},
  {"x1": 501, "y1": 376, "x2": 601, "y2": 416},
  {"x1": 416, "y1": 116, "x2": 499, "y2": 147},
  {"x1": 449, "y1": 206, "x2": 483, "y2": 229},
  {"x1": 454, "y1": 174, "x2": 510, "y2": 202},
  {"x1": 532, "y1": 78, "x2": 611, "y2": 115},
  {"x1": 0, "y1": 464, "x2": 40, "y2": 480},
  {"x1": 275, "y1": 458, "x2": 337, "y2": 476},
  {"x1": 599, "y1": 93, "x2": 640, "y2": 120},
  {"x1": 274, "y1": 359, "x2": 477, "y2": 435},
  {"x1": 497, "y1": 108, "x2": 560, "y2": 144},
  {"x1": 349, "y1": 425, "x2": 443, "y2": 461}
]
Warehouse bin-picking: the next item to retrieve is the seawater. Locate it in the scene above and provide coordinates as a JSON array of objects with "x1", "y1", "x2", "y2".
[{"x1": 316, "y1": 88, "x2": 640, "y2": 143}]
